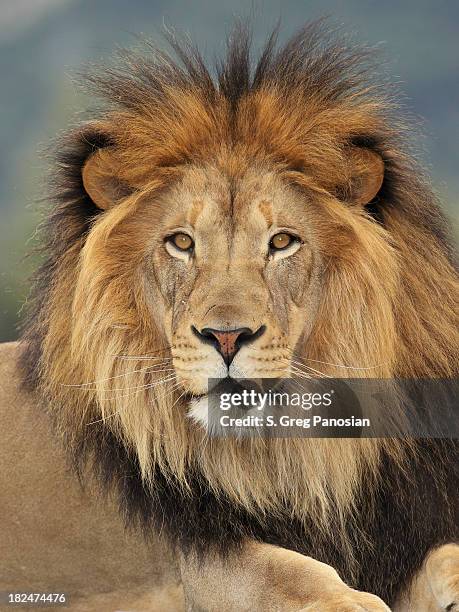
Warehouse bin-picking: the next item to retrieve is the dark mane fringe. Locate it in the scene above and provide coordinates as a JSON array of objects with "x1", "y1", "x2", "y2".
[
  {"x1": 76, "y1": 419, "x2": 457, "y2": 607},
  {"x1": 86, "y1": 20, "x2": 384, "y2": 113},
  {"x1": 19, "y1": 125, "x2": 112, "y2": 389}
]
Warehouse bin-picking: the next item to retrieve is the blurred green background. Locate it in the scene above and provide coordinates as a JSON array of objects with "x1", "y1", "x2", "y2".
[{"x1": 1, "y1": 0, "x2": 457, "y2": 342}]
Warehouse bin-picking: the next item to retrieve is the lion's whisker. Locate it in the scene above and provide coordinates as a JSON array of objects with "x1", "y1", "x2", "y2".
[
  {"x1": 86, "y1": 413, "x2": 119, "y2": 426},
  {"x1": 114, "y1": 346, "x2": 172, "y2": 360},
  {"x1": 245, "y1": 344, "x2": 386, "y2": 372},
  {"x1": 288, "y1": 360, "x2": 331, "y2": 379},
  {"x1": 62, "y1": 363, "x2": 175, "y2": 388},
  {"x1": 242, "y1": 345, "x2": 329, "y2": 378},
  {"x1": 275, "y1": 356, "x2": 330, "y2": 379},
  {"x1": 117, "y1": 355, "x2": 173, "y2": 361},
  {"x1": 291, "y1": 354, "x2": 387, "y2": 371},
  {"x1": 87, "y1": 378, "x2": 182, "y2": 425},
  {"x1": 154, "y1": 379, "x2": 182, "y2": 400},
  {"x1": 307, "y1": 358, "x2": 387, "y2": 371},
  {"x1": 289, "y1": 365, "x2": 327, "y2": 380},
  {"x1": 170, "y1": 389, "x2": 188, "y2": 410},
  {"x1": 95, "y1": 374, "x2": 177, "y2": 400}
]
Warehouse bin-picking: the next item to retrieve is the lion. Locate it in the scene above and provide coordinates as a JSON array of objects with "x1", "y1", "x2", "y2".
[{"x1": 2, "y1": 21, "x2": 458, "y2": 611}]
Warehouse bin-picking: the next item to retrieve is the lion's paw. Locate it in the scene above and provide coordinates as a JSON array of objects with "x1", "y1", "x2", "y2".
[
  {"x1": 441, "y1": 574, "x2": 459, "y2": 611},
  {"x1": 439, "y1": 584, "x2": 458, "y2": 611},
  {"x1": 426, "y1": 544, "x2": 459, "y2": 611},
  {"x1": 300, "y1": 588, "x2": 391, "y2": 611},
  {"x1": 443, "y1": 585, "x2": 459, "y2": 611}
]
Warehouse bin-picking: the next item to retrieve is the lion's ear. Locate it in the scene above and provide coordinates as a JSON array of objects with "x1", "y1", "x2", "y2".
[
  {"x1": 82, "y1": 147, "x2": 131, "y2": 210},
  {"x1": 344, "y1": 147, "x2": 385, "y2": 206}
]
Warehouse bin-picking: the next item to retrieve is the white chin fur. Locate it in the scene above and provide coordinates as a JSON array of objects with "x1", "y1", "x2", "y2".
[{"x1": 188, "y1": 396, "x2": 209, "y2": 428}]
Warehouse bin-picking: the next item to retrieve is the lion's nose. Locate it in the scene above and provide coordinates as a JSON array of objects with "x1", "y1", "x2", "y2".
[{"x1": 192, "y1": 325, "x2": 266, "y2": 366}]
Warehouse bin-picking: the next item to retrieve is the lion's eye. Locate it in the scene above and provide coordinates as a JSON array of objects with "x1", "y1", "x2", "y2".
[
  {"x1": 270, "y1": 232, "x2": 294, "y2": 251},
  {"x1": 168, "y1": 233, "x2": 194, "y2": 251}
]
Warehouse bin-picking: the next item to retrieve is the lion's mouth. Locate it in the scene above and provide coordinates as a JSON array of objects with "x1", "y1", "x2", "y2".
[
  {"x1": 187, "y1": 377, "x2": 264, "y2": 403},
  {"x1": 187, "y1": 391, "x2": 207, "y2": 401}
]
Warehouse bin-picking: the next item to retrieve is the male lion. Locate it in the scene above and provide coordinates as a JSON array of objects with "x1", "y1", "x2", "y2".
[{"x1": 2, "y1": 22, "x2": 458, "y2": 611}]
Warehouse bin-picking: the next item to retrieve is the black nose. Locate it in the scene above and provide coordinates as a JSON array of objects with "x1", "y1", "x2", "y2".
[{"x1": 192, "y1": 325, "x2": 266, "y2": 366}]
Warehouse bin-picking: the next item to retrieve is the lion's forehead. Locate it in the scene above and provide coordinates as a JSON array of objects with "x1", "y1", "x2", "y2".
[{"x1": 167, "y1": 164, "x2": 303, "y2": 232}]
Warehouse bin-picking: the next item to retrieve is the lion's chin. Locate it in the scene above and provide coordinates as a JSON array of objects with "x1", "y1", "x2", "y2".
[{"x1": 187, "y1": 395, "x2": 209, "y2": 428}]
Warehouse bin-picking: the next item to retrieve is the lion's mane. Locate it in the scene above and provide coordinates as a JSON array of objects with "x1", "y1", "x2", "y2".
[{"x1": 20, "y1": 22, "x2": 458, "y2": 605}]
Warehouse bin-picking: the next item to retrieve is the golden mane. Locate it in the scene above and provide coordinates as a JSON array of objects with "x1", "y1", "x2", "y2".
[{"x1": 20, "y1": 23, "x2": 458, "y2": 551}]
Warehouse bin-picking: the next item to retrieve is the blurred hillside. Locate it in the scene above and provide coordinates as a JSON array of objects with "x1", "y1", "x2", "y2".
[{"x1": 0, "y1": 0, "x2": 458, "y2": 341}]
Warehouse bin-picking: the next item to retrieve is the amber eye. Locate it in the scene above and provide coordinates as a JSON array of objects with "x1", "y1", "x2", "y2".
[
  {"x1": 168, "y1": 233, "x2": 194, "y2": 251},
  {"x1": 270, "y1": 232, "x2": 294, "y2": 251}
]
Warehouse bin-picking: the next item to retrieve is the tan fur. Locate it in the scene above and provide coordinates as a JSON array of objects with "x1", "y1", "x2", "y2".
[
  {"x1": 0, "y1": 342, "x2": 184, "y2": 611},
  {"x1": 180, "y1": 541, "x2": 390, "y2": 611}
]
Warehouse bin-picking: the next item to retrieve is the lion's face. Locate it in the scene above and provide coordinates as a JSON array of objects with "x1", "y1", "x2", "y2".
[
  {"x1": 149, "y1": 165, "x2": 323, "y2": 396},
  {"x1": 76, "y1": 117, "x2": 387, "y2": 423}
]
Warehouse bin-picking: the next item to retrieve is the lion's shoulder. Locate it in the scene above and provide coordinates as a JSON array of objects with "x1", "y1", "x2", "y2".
[
  {"x1": 0, "y1": 341, "x2": 38, "y2": 437},
  {"x1": 0, "y1": 340, "x2": 76, "y2": 508},
  {"x1": 0, "y1": 341, "x2": 23, "y2": 397},
  {"x1": 0, "y1": 341, "x2": 52, "y2": 449},
  {"x1": 0, "y1": 340, "x2": 184, "y2": 609}
]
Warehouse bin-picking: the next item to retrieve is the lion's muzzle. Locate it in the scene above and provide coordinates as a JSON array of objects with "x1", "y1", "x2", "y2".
[{"x1": 191, "y1": 324, "x2": 266, "y2": 366}]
